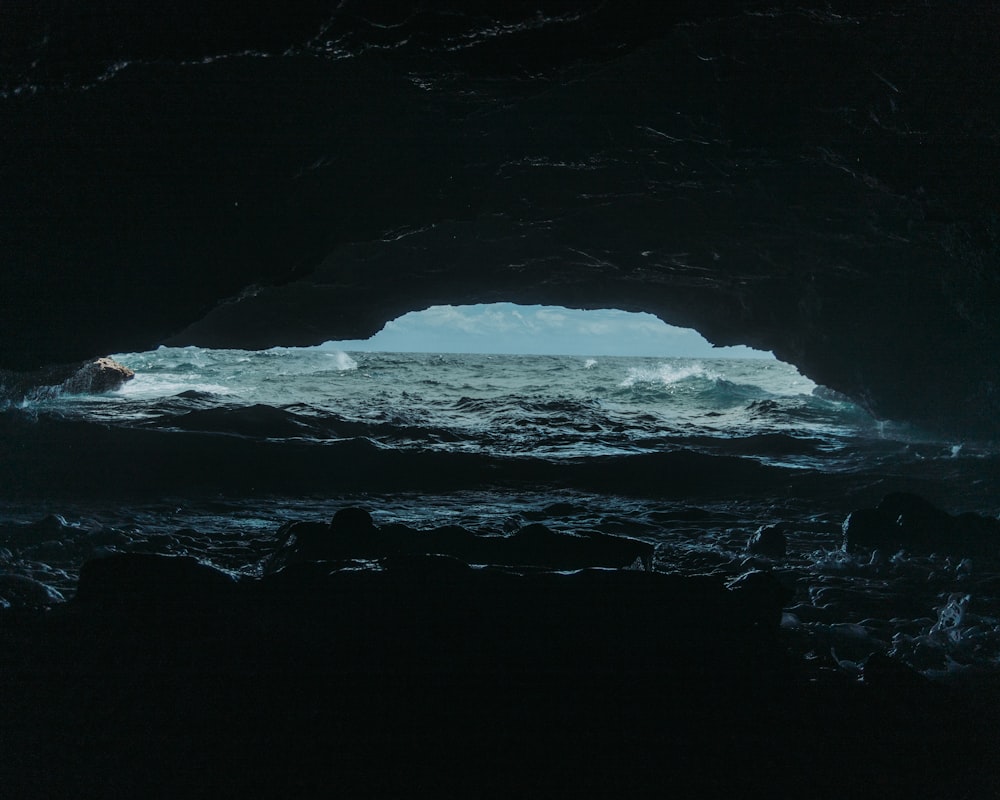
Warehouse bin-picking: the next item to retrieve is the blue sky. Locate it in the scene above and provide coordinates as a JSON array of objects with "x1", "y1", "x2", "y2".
[{"x1": 328, "y1": 303, "x2": 773, "y2": 358}]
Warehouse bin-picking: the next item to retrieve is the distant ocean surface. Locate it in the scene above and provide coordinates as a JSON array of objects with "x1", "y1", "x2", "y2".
[
  {"x1": 2, "y1": 347, "x2": 999, "y2": 679},
  {"x1": 2, "y1": 345, "x2": 942, "y2": 465}
]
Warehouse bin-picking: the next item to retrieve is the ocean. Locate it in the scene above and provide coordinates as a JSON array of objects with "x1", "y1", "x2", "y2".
[{"x1": 2, "y1": 346, "x2": 999, "y2": 679}]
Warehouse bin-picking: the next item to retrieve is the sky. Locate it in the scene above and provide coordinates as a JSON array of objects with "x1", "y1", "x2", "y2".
[{"x1": 327, "y1": 303, "x2": 774, "y2": 358}]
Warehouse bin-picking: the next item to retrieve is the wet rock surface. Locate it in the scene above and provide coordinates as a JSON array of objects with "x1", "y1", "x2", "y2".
[
  {"x1": 0, "y1": 550, "x2": 998, "y2": 798},
  {"x1": 843, "y1": 493, "x2": 1000, "y2": 557},
  {"x1": 59, "y1": 357, "x2": 135, "y2": 394},
  {"x1": 268, "y1": 509, "x2": 655, "y2": 573},
  {"x1": 746, "y1": 523, "x2": 788, "y2": 558},
  {"x1": 0, "y1": 574, "x2": 64, "y2": 609},
  {"x1": 0, "y1": 357, "x2": 134, "y2": 403}
]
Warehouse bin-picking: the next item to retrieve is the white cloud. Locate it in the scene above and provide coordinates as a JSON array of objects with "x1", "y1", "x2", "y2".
[{"x1": 533, "y1": 309, "x2": 568, "y2": 328}]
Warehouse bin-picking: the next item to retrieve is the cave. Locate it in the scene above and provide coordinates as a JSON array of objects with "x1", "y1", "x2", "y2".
[
  {"x1": 3, "y1": 0, "x2": 1000, "y2": 434},
  {"x1": 2, "y1": 2, "x2": 1000, "y2": 797}
]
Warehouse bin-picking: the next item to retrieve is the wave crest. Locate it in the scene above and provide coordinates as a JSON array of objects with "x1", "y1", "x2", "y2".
[{"x1": 619, "y1": 362, "x2": 716, "y2": 388}]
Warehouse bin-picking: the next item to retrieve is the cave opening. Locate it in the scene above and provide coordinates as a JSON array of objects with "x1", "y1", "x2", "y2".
[
  {"x1": 32, "y1": 302, "x2": 843, "y2": 466},
  {"x1": 3, "y1": 300, "x2": 901, "y2": 479},
  {"x1": 115, "y1": 302, "x2": 833, "y2": 461}
]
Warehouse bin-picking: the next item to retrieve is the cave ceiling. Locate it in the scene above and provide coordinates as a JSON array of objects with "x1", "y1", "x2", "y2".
[{"x1": 2, "y1": 1, "x2": 998, "y2": 433}]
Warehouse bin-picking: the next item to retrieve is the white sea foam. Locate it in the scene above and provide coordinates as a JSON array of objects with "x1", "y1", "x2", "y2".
[
  {"x1": 584, "y1": 358, "x2": 598, "y2": 369},
  {"x1": 930, "y1": 593, "x2": 970, "y2": 638},
  {"x1": 619, "y1": 362, "x2": 715, "y2": 388},
  {"x1": 117, "y1": 377, "x2": 235, "y2": 399}
]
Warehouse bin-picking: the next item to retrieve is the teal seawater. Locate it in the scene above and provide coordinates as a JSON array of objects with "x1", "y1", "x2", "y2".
[{"x1": 17, "y1": 347, "x2": 922, "y2": 469}]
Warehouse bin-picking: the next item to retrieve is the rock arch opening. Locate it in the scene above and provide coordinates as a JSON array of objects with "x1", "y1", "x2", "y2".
[{"x1": 9, "y1": 301, "x2": 887, "y2": 476}]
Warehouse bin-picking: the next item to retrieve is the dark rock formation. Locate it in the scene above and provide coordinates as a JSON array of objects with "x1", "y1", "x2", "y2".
[
  {"x1": 59, "y1": 357, "x2": 134, "y2": 394},
  {"x1": 0, "y1": 574, "x2": 65, "y2": 609},
  {"x1": 843, "y1": 493, "x2": 1000, "y2": 556},
  {"x1": 746, "y1": 523, "x2": 787, "y2": 558},
  {"x1": 1, "y1": 544, "x2": 997, "y2": 797},
  {"x1": 726, "y1": 569, "x2": 794, "y2": 628},
  {"x1": 267, "y1": 511, "x2": 654, "y2": 573},
  {"x1": 492, "y1": 522, "x2": 655, "y2": 570},
  {"x1": 75, "y1": 552, "x2": 238, "y2": 612},
  {"x1": 29, "y1": 513, "x2": 74, "y2": 534},
  {"x1": 71, "y1": 550, "x2": 783, "y2": 676},
  {"x1": 1, "y1": 2, "x2": 999, "y2": 434},
  {"x1": 0, "y1": 357, "x2": 134, "y2": 402},
  {"x1": 862, "y1": 652, "x2": 929, "y2": 692},
  {"x1": 331, "y1": 506, "x2": 376, "y2": 535}
]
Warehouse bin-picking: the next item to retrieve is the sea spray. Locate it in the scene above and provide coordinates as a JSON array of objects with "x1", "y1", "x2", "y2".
[{"x1": 619, "y1": 361, "x2": 718, "y2": 388}]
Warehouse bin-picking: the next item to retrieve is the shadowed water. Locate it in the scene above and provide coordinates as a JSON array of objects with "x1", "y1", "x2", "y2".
[{"x1": 1, "y1": 347, "x2": 999, "y2": 680}]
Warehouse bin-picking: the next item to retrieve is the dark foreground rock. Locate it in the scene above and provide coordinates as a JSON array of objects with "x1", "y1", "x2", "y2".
[
  {"x1": 76, "y1": 552, "x2": 238, "y2": 612},
  {"x1": 0, "y1": 574, "x2": 65, "y2": 609},
  {"x1": 746, "y1": 523, "x2": 787, "y2": 558},
  {"x1": 268, "y1": 510, "x2": 655, "y2": 574},
  {"x1": 843, "y1": 492, "x2": 1000, "y2": 557},
  {"x1": 0, "y1": 553, "x2": 998, "y2": 798}
]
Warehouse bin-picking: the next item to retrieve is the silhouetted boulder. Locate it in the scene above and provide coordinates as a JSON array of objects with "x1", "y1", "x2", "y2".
[
  {"x1": 416, "y1": 522, "x2": 650, "y2": 570},
  {"x1": 29, "y1": 513, "x2": 74, "y2": 534},
  {"x1": 746, "y1": 524, "x2": 787, "y2": 558},
  {"x1": 265, "y1": 508, "x2": 386, "y2": 571},
  {"x1": 331, "y1": 506, "x2": 376, "y2": 534},
  {"x1": 862, "y1": 653, "x2": 929, "y2": 692},
  {"x1": 878, "y1": 492, "x2": 953, "y2": 546},
  {"x1": 0, "y1": 574, "x2": 65, "y2": 609},
  {"x1": 75, "y1": 552, "x2": 237, "y2": 612},
  {"x1": 726, "y1": 570, "x2": 793, "y2": 628},
  {"x1": 843, "y1": 493, "x2": 1000, "y2": 556},
  {"x1": 436, "y1": 522, "x2": 654, "y2": 570},
  {"x1": 842, "y1": 507, "x2": 891, "y2": 551},
  {"x1": 266, "y1": 514, "x2": 654, "y2": 573},
  {"x1": 266, "y1": 521, "x2": 337, "y2": 571}
]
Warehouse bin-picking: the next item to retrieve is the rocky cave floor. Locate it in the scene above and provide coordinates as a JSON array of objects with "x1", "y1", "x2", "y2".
[{"x1": 2, "y1": 503, "x2": 1000, "y2": 798}]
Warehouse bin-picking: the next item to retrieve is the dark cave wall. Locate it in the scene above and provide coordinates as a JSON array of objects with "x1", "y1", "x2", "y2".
[{"x1": 2, "y1": 2, "x2": 999, "y2": 433}]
